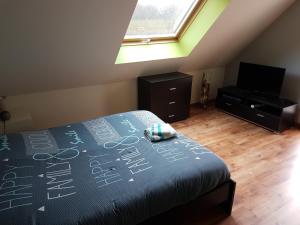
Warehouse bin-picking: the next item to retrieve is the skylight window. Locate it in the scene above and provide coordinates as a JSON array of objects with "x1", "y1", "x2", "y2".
[{"x1": 124, "y1": 0, "x2": 202, "y2": 42}]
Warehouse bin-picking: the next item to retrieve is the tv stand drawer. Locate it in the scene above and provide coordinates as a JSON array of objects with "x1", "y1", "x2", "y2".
[
  {"x1": 247, "y1": 110, "x2": 280, "y2": 131},
  {"x1": 216, "y1": 98, "x2": 245, "y2": 117}
]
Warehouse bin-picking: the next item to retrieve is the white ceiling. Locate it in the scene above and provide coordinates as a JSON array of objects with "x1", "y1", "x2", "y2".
[{"x1": 0, "y1": 0, "x2": 295, "y2": 96}]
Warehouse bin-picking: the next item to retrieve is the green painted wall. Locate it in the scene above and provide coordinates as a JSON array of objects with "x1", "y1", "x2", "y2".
[
  {"x1": 115, "y1": 0, "x2": 230, "y2": 64},
  {"x1": 116, "y1": 42, "x2": 185, "y2": 64}
]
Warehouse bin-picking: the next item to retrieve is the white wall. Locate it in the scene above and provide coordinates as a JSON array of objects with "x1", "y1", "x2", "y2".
[
  {"x1": 224, "y1": 0, "x2": 300, "y2": 122},
  {"x1": 187, "y1": 68, "x2": 225, "y2": 103},
  {"x1": 3, "y1": 80, "x2": 137, "y2": 132},
  {"x1": 1, "y1": 68, "x2": 224, "y2": 133}
]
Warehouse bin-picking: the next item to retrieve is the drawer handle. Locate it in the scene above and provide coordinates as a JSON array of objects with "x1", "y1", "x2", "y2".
[
  {"x1": 169, "y1": 101, "x2": 176, "y2": 105},
  {"x1": 225, "y1": 102, "x2": 232, "y2": 106},
  {"x1": 256, "y1": 113, "x2": 265, "y2": 118},
  {"x1": 169, "y1": 87, "x2": 177, "y2": 91},
  {"x1": 168, "y1": 114, "x2": 175, "y2": 118}
]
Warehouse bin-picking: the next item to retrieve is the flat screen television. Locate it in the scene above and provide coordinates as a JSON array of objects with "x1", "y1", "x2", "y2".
[{"x1": 237, "y1": 62, "x2": 285, "y2": 97}]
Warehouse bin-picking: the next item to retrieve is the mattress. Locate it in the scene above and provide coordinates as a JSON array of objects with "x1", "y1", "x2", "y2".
[{"x1": 0, "y1": 110, "x2": 230, "y2": 225}]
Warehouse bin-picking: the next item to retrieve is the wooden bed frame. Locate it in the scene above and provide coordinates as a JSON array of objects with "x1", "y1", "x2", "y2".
[{"x1": 140, "y1": 179, "x2": 236, "y2": 224}]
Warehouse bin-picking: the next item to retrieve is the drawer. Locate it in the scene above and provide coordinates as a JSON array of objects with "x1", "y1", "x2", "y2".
[
  {"x1": 217, "y1": 99, "x2": 243, "y2": 117},
  {"x1": 168, "y1": 100, "x2": 189, "y2": 115},
  {"x1": 150, "y1": 78, "x2": 192, "y2": 100},
  {"x1": 219, "y1": 94, "x2": 242, "y2": 104},
  {"x1": 151, "y1": 95, "x2": 187, "y2": 110},
  {"x1": 151, "y1": 100, "x2": 189, "y2": 122},
  {"x1": 161, "y1": 98, "x2": 189, "y2": 110},
  {"x1": 248, "y1": 110, "x2": 280, "y2": 131},
  {"x1": 161, "y1": 108, "x2": 189, "y2": 123},
  {"x1": 151, "y1": 99, "x2": 189, "y2": 123}
]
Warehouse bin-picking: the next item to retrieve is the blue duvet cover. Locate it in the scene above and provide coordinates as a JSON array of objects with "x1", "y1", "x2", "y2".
[{"x1": 0, "y1": 110, "x2": 230, "y2": 225}]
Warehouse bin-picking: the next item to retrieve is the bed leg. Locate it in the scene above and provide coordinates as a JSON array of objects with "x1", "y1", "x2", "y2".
[{"x1": 220, "y1": 179, "x2": 236, "y2": 215}]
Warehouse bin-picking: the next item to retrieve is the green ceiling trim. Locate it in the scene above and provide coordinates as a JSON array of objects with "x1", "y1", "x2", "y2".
[{"x1": 115, "y1": 0, "x2": 229, "y2": 64}]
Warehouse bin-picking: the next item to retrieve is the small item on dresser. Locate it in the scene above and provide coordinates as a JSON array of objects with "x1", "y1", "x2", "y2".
[{"x1": 144, "y1": 123, "x2": 177, "y2": 142}]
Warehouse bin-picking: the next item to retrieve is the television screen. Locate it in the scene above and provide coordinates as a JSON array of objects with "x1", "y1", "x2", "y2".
[{"x1": 237, "y1": 62, "x2": 285, "y2": 97}]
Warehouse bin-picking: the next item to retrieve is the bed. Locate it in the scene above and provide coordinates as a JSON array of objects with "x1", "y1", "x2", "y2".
[{"x1": 0, "y1": 110, "x2": 235, "y2": 225}]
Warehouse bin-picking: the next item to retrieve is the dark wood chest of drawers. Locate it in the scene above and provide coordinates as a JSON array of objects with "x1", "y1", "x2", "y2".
[{"x1": 138, "y1": 72, "x2": 192, "y2": 123}]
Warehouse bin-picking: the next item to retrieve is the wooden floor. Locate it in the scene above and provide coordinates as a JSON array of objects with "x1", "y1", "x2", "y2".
[{"x1": 169, "y1": 104, "x2": 300, "y2": 225}]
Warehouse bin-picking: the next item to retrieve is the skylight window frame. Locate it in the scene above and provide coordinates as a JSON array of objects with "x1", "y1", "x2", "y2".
[{"x1": 123, "y1": 0, "x2": 208, "y2": 45}]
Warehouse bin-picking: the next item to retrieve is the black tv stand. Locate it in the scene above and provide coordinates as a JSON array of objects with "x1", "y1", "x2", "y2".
[{"x1": 216, "y1": 86, "x2": 297, "y2": 132}]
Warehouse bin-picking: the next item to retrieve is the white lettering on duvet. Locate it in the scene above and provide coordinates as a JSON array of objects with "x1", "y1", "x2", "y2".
[
  {"x1": 0, "y1": 135, "x2": 10, "y2": 152},
  {"x1": 152, "y1": 142, "x2": 189, "y2": 163},
  {"x1": 46, "y1": 161, "x2": 76, "y2": 200},
  {"x1": 104, "y1": 135, "x2": 152, "y2": 175},
  {"x1": 0, "y1": 165, "x2": 33, "y2": 212},
  {"x1": 88, "y1": 154, "x2": 122, "y2": 188}
]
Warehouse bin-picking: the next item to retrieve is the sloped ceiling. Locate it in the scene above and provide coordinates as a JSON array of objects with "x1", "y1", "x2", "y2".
[{"x1": 0, "y1": 0, "x2": 295, "y2": 96}]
